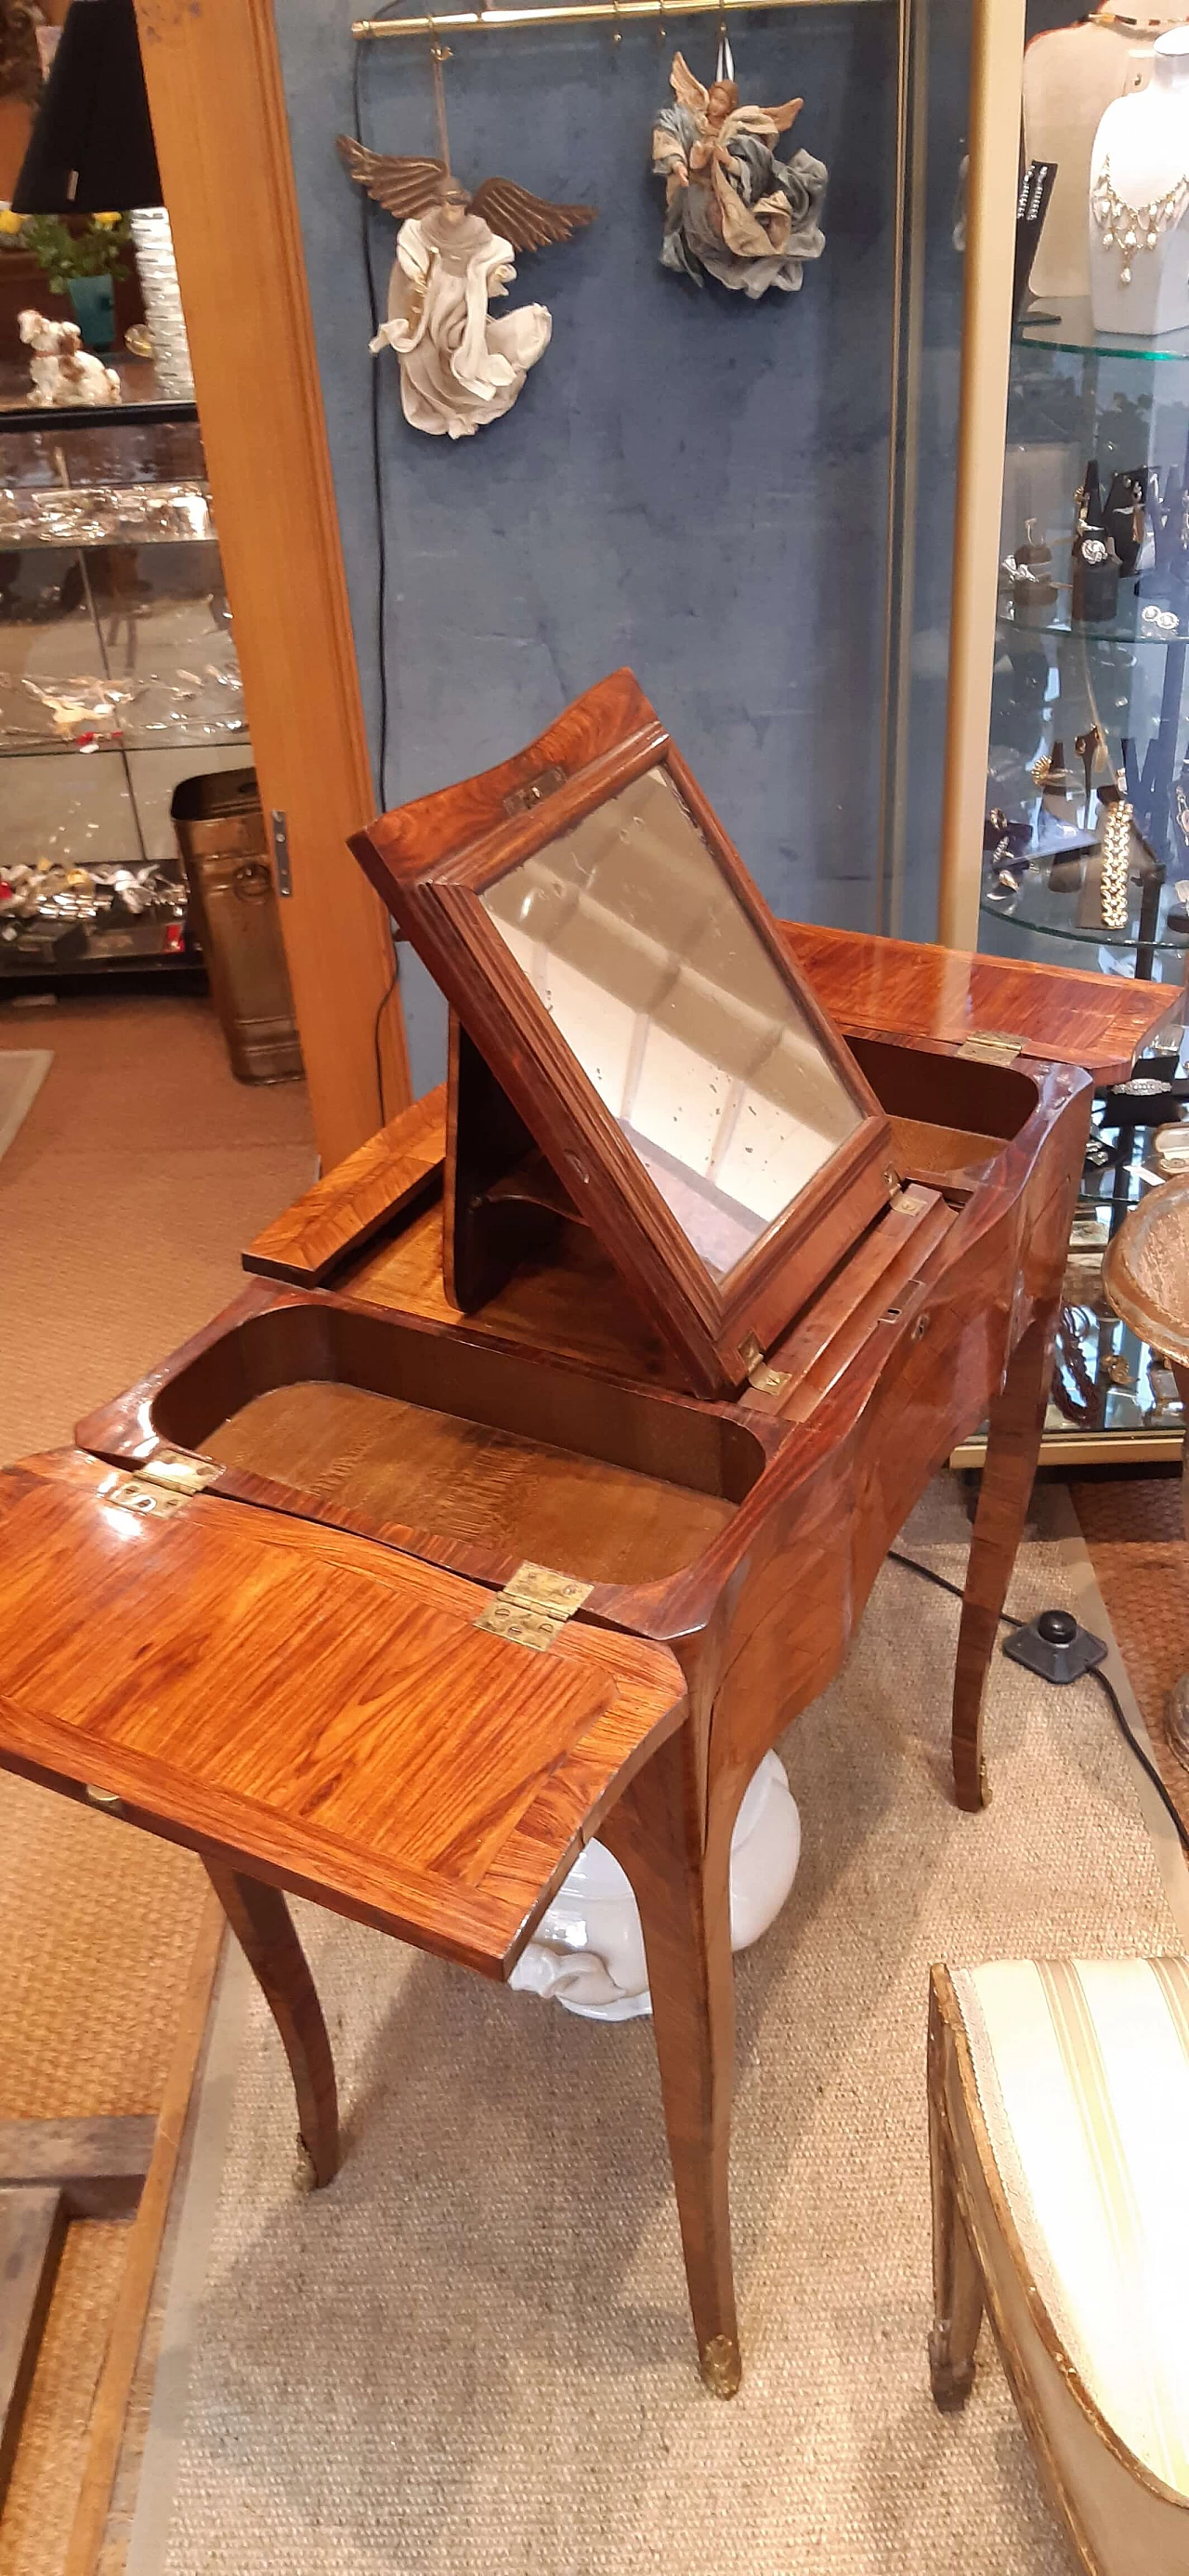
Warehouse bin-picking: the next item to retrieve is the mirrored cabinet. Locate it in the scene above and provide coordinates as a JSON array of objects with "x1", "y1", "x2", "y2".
[{"x1": 0, "y1": 363, "x2": 249, "y2": 982}]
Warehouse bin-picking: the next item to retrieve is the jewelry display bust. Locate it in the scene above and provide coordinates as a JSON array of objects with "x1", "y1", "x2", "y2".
[
  {"x1": 1090, "y1": 29, "x2": 1189, "y2": 335},
  {"x1": 1025, "y1": 5, "x2": 1187, "y2": 302}
]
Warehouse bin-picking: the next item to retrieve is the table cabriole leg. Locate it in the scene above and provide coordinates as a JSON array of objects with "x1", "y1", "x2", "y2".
[
  {"x1": 203, "y1": 1860, "x2": 340, "y2": 2188},
  {"x1": 600, "y1": 1719, "x2": 739, "y2": 2396},
  {"x1": 951, "y1": 1306, "x2": 1059, "y2": 1810}
]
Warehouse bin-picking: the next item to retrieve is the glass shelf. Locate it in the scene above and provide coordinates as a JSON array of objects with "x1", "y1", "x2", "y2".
[
  {"x1": 0, "y1": 483, "x2": 215, "y2": 547},
  {"x1": 1016, "y1": 296, "x2": 1189, "y2": 364},
  {"x1": 0, "y1": 354, "x2": 196, "y2": 430},
  {"x1": 998, "y1": 593, "x2": 1188, "y2": 646},
  {"x1": 981, "y1": 864, "x2": 1189, "y2": 955},
  {"x1": 0, "y1": 730, "x2": 247, "y2": 759}
]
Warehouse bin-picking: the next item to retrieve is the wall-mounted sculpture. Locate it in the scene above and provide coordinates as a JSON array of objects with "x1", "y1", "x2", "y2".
[
  {"x1": 339, "y1": 136, "x2": 595, "y2": 438},
  {"x1": 651, "y1": 50, "x2": 827, "y2": 299}
]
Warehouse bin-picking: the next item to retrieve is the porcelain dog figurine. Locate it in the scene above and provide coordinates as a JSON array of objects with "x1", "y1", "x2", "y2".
[{"x1": 19, "y1": 309, "x2": 123, "y2": 407}]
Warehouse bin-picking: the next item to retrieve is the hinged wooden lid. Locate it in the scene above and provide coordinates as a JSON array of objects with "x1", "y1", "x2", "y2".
[
  {"x1": 351, "y1": 672, "x2": 895, "y2": 1400},
  {"x1": 0, "y1": 1452, "x2": 685, "y2": 1978}
]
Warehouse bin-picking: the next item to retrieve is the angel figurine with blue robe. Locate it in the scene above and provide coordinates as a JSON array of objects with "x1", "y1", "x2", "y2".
[{"x1": 652, "y1": 53, "x2": 827, "y2": 299}]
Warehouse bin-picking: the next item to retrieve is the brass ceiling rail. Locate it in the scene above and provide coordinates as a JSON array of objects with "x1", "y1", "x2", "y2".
[{"x1": 354, "y1": 0, "x2": 887, "y2": 38}]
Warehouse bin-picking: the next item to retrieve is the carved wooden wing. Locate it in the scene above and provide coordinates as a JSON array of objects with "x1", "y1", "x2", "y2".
[
  {"x1": 336, "y1": 134, "x2": 446, "y2": 221},
  {"x1": 755, "y1": 97, "x2": 804, "y2": 135},
  {"x1": 668, "y1": 52, "x2": 709, "y2": 113},
  {"x1": 467, "y1": 177, "x2": 597, "y2": 252}
]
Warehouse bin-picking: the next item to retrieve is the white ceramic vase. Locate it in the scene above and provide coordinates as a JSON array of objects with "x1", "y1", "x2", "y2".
[
  {"x1": 129, "y1": 208, "x2": 195, "y2": 398},
  {"x1": 509, "y1": 1750, "x2": 802, "y2": 2020}
]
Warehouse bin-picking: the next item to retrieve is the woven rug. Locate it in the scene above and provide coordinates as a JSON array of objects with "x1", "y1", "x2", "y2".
[
  {"x1": 0, "y1": 992, "x2": 314, "y2": 2573},
  {"x1": 0, "y1": 1045, "x2": 51, "y2": 1162},
  {"x1": 140, "y1": 1480, "x2": 1181, "y2": 2576}
]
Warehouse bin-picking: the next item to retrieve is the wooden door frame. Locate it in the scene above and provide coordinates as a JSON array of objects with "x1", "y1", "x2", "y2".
[
  {"x1": 937, "y1": 0, "x2": 1027, "y2": 950},
  {"x1": 133, "y1": 0, "x2": 411, "y2": 1169}
]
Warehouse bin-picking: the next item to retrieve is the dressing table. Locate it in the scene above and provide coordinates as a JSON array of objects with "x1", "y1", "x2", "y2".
[{"x1": 0, "y1": 673, "x2": 1172, "y2": 2399}]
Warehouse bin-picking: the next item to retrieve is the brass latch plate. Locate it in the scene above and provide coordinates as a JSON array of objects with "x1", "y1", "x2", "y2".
[
  {"x1": 475, "y1": 1560, "x2": 593, "y2": 1650},
  {"x1": 738, "y1": 1332, "x2": 789, "y2": 1394},
  {"x1": 957, "y1": 1032, "x2": 1025, "y2": 1064}
]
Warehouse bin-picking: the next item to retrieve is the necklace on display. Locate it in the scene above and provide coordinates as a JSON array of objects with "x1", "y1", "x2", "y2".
[
  {"x1": 1091, "y1": 10, "x2": 1187, "y2": 30},
  {"x1": 1100, "y1": 777, "x2": 1134, "y2": 929},
  {"x1": 1091, "y1": 157, "x2": 1189, "y2": 283}
]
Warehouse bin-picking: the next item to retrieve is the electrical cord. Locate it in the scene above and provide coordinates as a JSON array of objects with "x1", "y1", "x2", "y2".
[
  {"x1": 353, "y1": 13, "x2": 405, "y2": 1122},
  {"x1": 888, "y1": 1548, "x2": 1189, "y2": 1858},
  {"x1": 373, "y1": 966, "x2": 399, "y2": 1124},
  {"x1": 351, "y1": 23, "x2": 394, "y2": 808}
]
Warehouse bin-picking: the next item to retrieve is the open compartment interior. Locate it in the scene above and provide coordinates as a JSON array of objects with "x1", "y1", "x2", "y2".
[
  {"x1": 848, "y1": 1040, "x2": 1039, "y2": 1179},
  {"x1": 126, "y1": 1298, "x2": 768, "y2": 1588}
]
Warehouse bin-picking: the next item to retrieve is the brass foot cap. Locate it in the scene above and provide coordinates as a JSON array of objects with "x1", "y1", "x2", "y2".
[{"x1": 699, "y1": 2334, "x2": 742, "y2": 2399}]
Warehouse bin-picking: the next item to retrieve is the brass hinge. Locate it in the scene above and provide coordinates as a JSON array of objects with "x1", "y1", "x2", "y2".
[
  {"x1": 738, "y1": 1332, "x2": 789, "y2": 1394},
  {"x1": 98, "y1": 1471, "x2": 191, "y2": 1522},
  {"x1": 474, "y1": 1559, "x2": 593, "y2": 1650},
  {"x1": 98, "y1": 1447, "x2": 221, "y2": 1520},
  {"x1": 137, "y1": 1446, "x2": 222, "y2": 1494},
  {"x1": 502, "y1": 763, "x2": 567, "y2": 819},
  {"x1": 957, "y1": 1032, "x2": 1025, "y2": 1064}
]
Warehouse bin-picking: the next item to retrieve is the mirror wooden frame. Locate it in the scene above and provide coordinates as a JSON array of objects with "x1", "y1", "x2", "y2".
[{"x1": 351, "y1": 671, "x2": 895, "y2": 1399}]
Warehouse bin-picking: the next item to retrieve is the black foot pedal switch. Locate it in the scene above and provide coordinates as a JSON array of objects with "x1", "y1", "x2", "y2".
[{"x1": 1002, "y1": 1607, "x2": 1108, "y2": 1686}]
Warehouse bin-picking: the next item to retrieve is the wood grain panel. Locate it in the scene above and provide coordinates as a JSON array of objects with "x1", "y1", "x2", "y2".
[
  {"x1": 783, "y1": 922, "x2": 1174, "y2": 1079},
  {"x1": 343, "y1": 1202, "x2": 692, "y2": 1387},
  {"x1": 0, "y1": 1456, "x2": 686, "y2": 1976},
  {"x1": 244, "y1": 1092, "x2": 446, "y2": 1286},
  {"x1": 205, "y1": 1381, "x2": 737, "y2": 1586}
]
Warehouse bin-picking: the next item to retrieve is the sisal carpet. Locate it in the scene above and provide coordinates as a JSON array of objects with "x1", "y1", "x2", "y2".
[
  {"x1": 144, "y1": 1482, "x2": 1180, "y2": 2576},
  {"x1": 0, "y1": 990, "x2": 313, "y2": 1463},
  {"x1": 0, "y1": 989, "x2": 315, "y2": 2572},
  {"x1": 0, "y1": 1047, "x2": 51, "y2": 1162}
]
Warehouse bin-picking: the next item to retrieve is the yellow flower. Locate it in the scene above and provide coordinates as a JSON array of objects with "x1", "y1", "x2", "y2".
[
  {"x1": 0, "y1": 210, "x2": 25, "y2": 236},
  {"x1": 93, "y1": 213, "x2": 122, "y2": 230}
]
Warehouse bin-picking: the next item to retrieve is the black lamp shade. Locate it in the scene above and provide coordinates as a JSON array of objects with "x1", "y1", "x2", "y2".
[{"x1": 11, "y1": 0, "x2": 162, "y2": 215}]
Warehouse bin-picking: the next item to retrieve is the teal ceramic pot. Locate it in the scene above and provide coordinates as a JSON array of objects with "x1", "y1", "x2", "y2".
[{"x1": 67, "y1": 274, "x2": 116, "y2": 351}]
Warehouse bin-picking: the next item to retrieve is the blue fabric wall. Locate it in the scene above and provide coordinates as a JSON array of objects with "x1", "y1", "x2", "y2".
[{"x1": 275, "y1": 1, "x2": 959, "y2": 1090}]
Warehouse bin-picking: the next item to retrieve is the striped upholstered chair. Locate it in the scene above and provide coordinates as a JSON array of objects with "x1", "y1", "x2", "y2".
[{"x1": 927, "y1": 1959, "x2": 1189, "y2": 2576}]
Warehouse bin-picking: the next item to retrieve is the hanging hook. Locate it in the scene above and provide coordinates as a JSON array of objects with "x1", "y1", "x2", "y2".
[
  {"x1": 425, "y1": 17, "x2": 452, "y2": 172},
  {"x1": 715, "y1": 0, "x2": 734, "y2": 85},
  {"x1": 657, "y1": 0, "x2": 668, "y2": 51},
  {"x1": 611, "y1": 0, "x2": 621, "y2": 47}
]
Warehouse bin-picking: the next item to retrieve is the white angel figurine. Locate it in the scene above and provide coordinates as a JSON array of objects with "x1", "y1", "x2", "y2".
[{"x1": 338, "y1": 140, "x2": 595, "y2": 440}]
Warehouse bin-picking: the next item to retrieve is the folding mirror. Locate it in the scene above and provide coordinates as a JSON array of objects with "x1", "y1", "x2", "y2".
[{"x1": 352, "y1": 671, "x2": 895, "y2": 1398}]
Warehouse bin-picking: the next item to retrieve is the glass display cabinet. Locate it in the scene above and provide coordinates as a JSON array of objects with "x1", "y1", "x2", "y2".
[
  {"x1": 0, "y1": 358, "x2": 249, "y2": 983},
  {"x1": 970, "y1": 300, "x2": 1189, "y2": 1463}
]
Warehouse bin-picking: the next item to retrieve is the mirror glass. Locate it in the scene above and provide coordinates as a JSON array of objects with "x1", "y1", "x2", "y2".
[{"x1": 480, "y1": 769, "x2": 861, "y2": 1281}]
